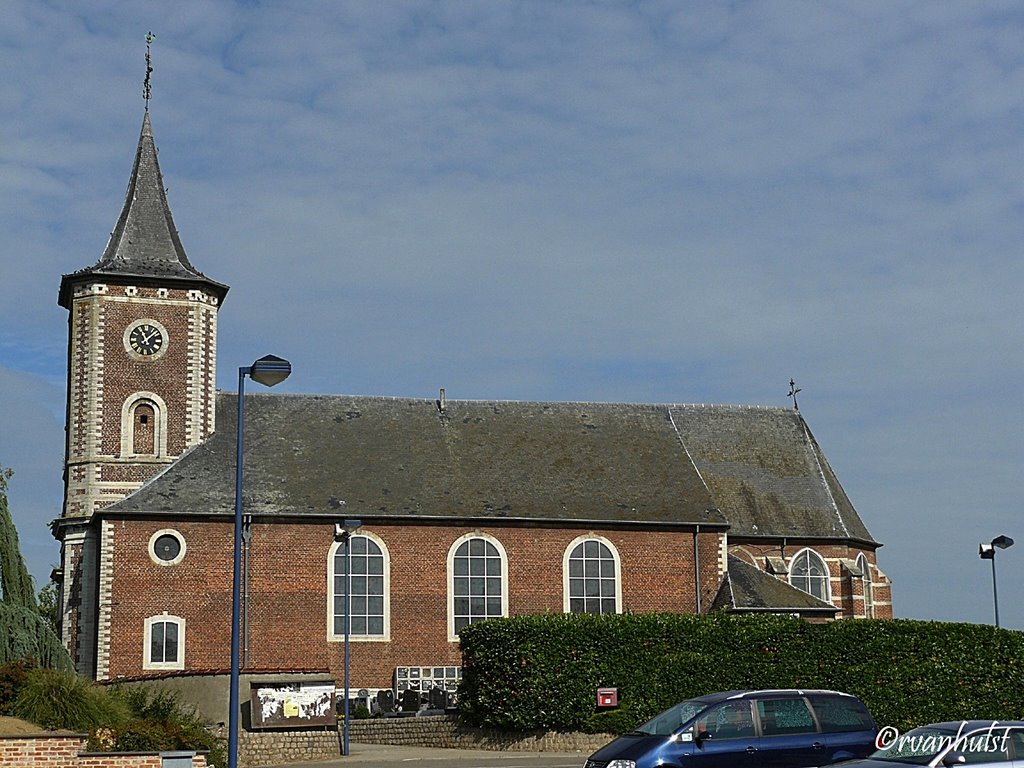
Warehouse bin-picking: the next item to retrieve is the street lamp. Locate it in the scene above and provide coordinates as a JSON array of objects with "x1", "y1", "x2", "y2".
[
  {"x1": 229, "y1": 355, "x2": 291, "y2": 768},
  {"x1": 334, "y1": 518, "x2": 362, "y2": 757},
  {"x1": 978, "y1": 535, "x2": 1014, "y2": 628}
]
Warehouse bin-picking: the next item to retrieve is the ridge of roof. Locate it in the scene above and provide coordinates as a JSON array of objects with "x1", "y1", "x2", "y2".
[{"x1": 221, "y1": 390, "x2": 793, "y2": 413}]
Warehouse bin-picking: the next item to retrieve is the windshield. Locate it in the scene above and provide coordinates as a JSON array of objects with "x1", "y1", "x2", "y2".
[
  {"x1": 870, "y1": 727, "x2": 963, "y2": 765},
  {"x1": 634, "y1": 700, "x2": 706, "y2": 736}
]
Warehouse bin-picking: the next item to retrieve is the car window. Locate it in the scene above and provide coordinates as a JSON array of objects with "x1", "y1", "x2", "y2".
[
  {"x1": 808, "y1": 695, "x2": 874, "y2": 732},
  {"x1": 1010, "y1": 729, "x2": 1024, "y2": 759},
  {"x1": 696, "y1": 702, "x2": 756, "y2": 740},
  {"x1": 636, "y1": 699, "x2": 705, "y2": 736},
  {"x1": 757, "y1": 698, "x2": 817, "y2": 736},
  {"x1": 954, "y1": 728, "x2": 1013, "y2": 764}
]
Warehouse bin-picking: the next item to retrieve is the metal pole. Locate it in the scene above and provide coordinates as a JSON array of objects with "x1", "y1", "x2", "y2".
[
  {"x1": 343, "y1": 535, "x2": 351, "y2": 756},
  {"x1": 991, "y1": 554, "x2": 1000, "y2": 629},
  {"x1": 228, "y1": 366, "x2": 249, "y2": 768}
]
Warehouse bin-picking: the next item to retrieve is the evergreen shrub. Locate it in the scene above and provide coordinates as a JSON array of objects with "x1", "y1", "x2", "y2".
[{"x1": 457, "y1": 613, "x2": 1024, "y2": 734}]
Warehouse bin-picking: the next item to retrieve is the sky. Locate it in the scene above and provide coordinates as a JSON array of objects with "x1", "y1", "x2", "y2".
[{"x1": 0, "y1": 1, "x2": 1021, "y2": 629}]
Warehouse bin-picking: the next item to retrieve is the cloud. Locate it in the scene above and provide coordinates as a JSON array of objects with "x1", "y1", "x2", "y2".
[{"x1": 0, "y1": 0, "x2": 1021, "y2": 627}]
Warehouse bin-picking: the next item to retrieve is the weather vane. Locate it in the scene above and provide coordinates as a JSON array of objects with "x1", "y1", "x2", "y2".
[
  {"x1": 143, "y1": 32, "x2": 155, "y2": 110},
  {"x1": 788, "y1": 378, "x2": 802, "y2": 411}
]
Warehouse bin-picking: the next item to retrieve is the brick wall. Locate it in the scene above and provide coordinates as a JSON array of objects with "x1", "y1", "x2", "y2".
[
  {"x1": 63, "y1": 283, "x2": 219, "y2": 523},
  {"x1": 101, "y1": 518, "x2": 724, "y2": 686},
  {"x1": 0, "y1": 734, "x2": 206, "y2": 768}
]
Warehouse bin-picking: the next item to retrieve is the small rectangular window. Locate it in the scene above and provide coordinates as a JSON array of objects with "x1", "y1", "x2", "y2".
[{"x1": 145, "y1": 616, "x2": 184, "y2": 670}]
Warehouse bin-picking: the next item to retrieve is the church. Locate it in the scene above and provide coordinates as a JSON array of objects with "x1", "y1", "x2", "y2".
[{"x1": 52, "y1": 104, "x2": 891, "y2": 708}]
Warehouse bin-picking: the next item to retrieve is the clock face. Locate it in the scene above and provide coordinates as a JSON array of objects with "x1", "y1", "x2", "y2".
[{"x1": 129, "y1": 323, "x2": 164, "y2": 357}]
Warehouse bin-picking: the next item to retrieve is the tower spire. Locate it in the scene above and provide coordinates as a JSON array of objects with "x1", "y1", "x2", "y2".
[{"x1": 143, "y1": 32, "x2": 155, "y2": 111}]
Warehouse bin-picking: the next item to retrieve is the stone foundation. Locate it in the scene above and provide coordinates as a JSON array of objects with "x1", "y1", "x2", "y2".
[
  {"x1": 350, "y1": 716, "x2": 611, "y2": 752},
  {"x1": 239, "y1": 728, "x2": 340, "y2": 767},
  {"x1": 238, "y1": 716, "x2": 612, "y2": 766}
]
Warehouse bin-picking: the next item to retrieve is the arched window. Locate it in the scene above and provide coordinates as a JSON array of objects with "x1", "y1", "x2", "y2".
[
  {"x1": 789, "y1": 549, "x2": 831, "y2": 602},
  {"x1": 329, "y1": 533, "x2": 389, "y2": 640},
  {"x1": 564, "y1": 536, "x2": 621, "y2": 614},
  {"x1": 120, "y1": 392, "x2": 168, "y2": 458},
  {"x1": 857, "y1": 553, "x2": 874, "y2": 618},
  {"x1": 448, "y1": 534, "x2": 507, "y2": 639},
  {"x1": 144, "y1": 613, "x2": 184, "y2": 670}
]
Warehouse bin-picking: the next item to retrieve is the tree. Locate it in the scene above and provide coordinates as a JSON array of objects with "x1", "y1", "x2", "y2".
[{"x1": 0, "y1": 466, "x2": 73, "y2": 671}]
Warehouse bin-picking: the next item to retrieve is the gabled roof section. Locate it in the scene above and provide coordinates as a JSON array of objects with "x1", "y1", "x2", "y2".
[
  {"x1": 59, "y1": 111, "x2": 228, "y2": 308},
  {"x1": 710, "y1": 555, "x2": 838, "y2": 614},
  {"x1": 669, "y1": 405, "x2": 876, "y2": 544},
  {"x1": 103, "y1": 394, "x2": 728, "y2": 526}
]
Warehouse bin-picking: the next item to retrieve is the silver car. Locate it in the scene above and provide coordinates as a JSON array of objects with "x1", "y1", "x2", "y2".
[{"x1": 842, "y1": 720, "x2": 1024, "y2": 768}]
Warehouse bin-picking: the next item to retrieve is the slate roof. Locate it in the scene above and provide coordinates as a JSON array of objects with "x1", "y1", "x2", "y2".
[
  {"x1": 106, "y1": 394, "x2": 723, "y2": 525},
  {"x1": 58, "y1": 111, "x2": 228, "y2": 308},
  {"x1": 669, "y1": 405, "x2": 874, "y2": 542},
  {"x1": 710, "y1": 555, "x2": 839, "y2": 614},
  {"x1": 102, "y1": 394, "x2": 874, "y2": 545}
]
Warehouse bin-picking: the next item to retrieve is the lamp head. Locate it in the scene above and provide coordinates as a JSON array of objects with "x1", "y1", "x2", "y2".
[
  {"x1": 991, "y1": 535, "x2": 1014, "y2": 550},
  {"x1": 334, "y1": 519, "x2": 362, "y2": 542},
  {"x1": 249, "y1": 354, "x2": 291, "y2": 387},
  {"x1": 979, "y1": 543, "x2": 995, "y2": 560}
]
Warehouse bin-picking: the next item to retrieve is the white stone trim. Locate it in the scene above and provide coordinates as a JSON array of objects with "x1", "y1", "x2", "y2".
[
  {"x1": 122, "y1": 318, "x2": 169, "y2": 361},
  {"x1": 327, "y1": 531, "x2": 391, "y2": 642},
  {"x1": 148, "y1": 529, "x2": 187, "y2": 567},
  {"x1": 143, "y1": 613, "x2": 185, "y2": 670},
  {"x1": 95, "y1": 519, "x2": 115, "y2": 680},
  {"x1": 446, "y1": 532, "x2": 509, "y2": 642},
  {"x1": 561, "y1": 534, "x2": 622, "y2": 614},
  {"x1": 119, "y1": 392, "x2": 169, "y2": 458},
  {"x1": 186, "y1": 303, "x2": 218, "y2": 447},
  {"x1": 788, "y1": 547, "x2": 832, "y2": 604}
]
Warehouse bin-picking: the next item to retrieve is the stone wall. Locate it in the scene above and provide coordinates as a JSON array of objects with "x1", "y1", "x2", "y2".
[
  {"x1": 237, "y1": 716, "x2": 612, "y2": 767},
  {"x1": 239, "y1": 727, "x2": 340, "y2": 767},
  {"x1": 350, "y1": 716, "x2": 611, "y2": 752}
]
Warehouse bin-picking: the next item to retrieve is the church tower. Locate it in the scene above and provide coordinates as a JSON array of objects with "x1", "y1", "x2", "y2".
[{"x1": 55, "y1": 108, "x2": 228, "y2": 673}]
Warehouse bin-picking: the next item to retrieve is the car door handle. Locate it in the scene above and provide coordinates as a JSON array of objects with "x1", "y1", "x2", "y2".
[
  {"x1": 746, "y1": 746, "x2": 758, "y2": 754},
  {"x1": 811, "y1": 742, "x2": 824, "y2": 750}
]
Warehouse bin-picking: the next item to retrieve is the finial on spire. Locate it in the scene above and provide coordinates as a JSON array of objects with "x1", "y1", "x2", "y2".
[
  {"x1": 788, "y1": 378, "x2": 802, "y2": 411},
  {"x1": 143, "y1": 32, "x2": 156, "y2": 110}
]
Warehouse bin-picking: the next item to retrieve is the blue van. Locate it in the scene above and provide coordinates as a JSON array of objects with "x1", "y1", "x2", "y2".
[{"x1": 585, "y1": 689, "x2": 877, "y2": 768}]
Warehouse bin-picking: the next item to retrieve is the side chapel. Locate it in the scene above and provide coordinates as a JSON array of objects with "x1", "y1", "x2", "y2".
[{"x1": 53, "y1": 104, "x2": 892, "y2": 709}]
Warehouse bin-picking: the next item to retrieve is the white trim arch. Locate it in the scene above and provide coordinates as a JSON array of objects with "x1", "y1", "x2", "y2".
[
  {"x1": 562, "y1": 534, "x2": 622, "y2": 614},
  {"x1": 327, "y1": 530, "x2": 391, "y2": 642},
  {"x1": 447, "y1": 532, "x2": 509, "y2": 642},
  {"x1": 789, "y1": 548, "x2": 832, "y2": 603},
  {"x1": 120, "y1": 391, "x2": 169, "y2": 458},
  {"x1": 143, "y1": 612, "x2": 185, "y2": 670},
  {"x1": 148, "y1": 529, "x2": 186, "y2": 566},
  {"x1": 856, "y1": 553, "x2": 874, "y2": 618}
]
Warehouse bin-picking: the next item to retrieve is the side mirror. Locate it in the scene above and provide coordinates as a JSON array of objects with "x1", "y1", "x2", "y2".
[
  {"x1": 942, "y1": 754, "x2": 966, "y2": 766},
  {"x1": 694, "y1": 729, "x2": 711, "y2": 748}
]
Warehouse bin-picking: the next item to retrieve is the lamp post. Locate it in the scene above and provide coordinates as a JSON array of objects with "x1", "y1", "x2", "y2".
[
  {"x1": 335, "y1": 518, "x2": 362, "y2": 757},
  {"x1": 228, "y1": 355, "x2": 291, "y2": 768},
  {"x1": 978, "y1": 535, "x2": 1014, "y2": 628}
]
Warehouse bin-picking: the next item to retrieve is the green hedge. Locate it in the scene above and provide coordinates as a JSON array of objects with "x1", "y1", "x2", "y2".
[{"x1": 457, "y1": 613, "x2": 1024, "y2": 733}]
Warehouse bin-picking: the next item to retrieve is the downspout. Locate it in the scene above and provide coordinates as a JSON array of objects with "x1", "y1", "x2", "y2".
[{"x1": 694, "y1": 525, "x2": 701, "y2": 614}]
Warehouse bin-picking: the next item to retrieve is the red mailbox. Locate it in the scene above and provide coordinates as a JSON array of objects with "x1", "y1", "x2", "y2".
[{"x1": 596, "y1": 687, "x2": 619, "y2": 708}]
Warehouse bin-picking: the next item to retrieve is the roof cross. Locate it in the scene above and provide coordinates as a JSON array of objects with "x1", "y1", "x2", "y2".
[
  {"x1": 788, "y1": 378, "x2": 802, "y2": 411},
  {"x1": 143, "y1": 32, "x2": 155, "y2": 110}
]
